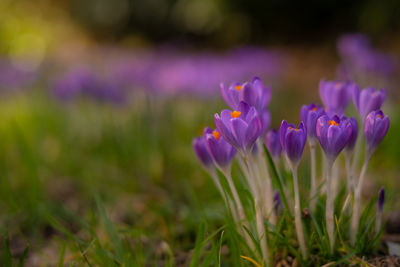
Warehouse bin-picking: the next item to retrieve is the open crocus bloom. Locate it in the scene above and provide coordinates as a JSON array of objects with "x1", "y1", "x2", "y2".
[
  {"x1": 316, "y1": 115, "x2": 352, "y2": 163},
  {"x1": 214, "y1": 101, "x2": 262, "y2": 154},
  {"x1": 220, "y1": 76, "x2": 271, "y2": 113},
  {"x1": 205, "y1": 129, "x2": 236, "y2": 170}
]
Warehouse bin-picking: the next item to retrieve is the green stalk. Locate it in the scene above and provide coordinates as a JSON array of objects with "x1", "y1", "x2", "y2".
[{"x1": 291, "y1": 165, "x2": 307, "y2": 259}]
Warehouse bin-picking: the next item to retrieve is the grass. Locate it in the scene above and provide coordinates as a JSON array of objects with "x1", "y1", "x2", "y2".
[{"x1": 0, "y1": 88, "x2": 398, "y2": 266}]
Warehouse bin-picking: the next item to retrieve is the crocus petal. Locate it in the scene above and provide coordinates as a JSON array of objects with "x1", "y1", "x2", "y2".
[
  {"x1": 231, "y1": 118, "x2": 248, "y2": 151},
  {"x1": 245, "y1": 117, "x2": 262, "y2": 149}
]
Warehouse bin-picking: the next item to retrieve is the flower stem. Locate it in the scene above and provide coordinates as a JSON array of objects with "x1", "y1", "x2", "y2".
[
  {"x1": 351, "y1": 157, "x2": 369, "y2": 245},
  {"x1": 310, "y1": 144, "x2": 317, "y2": 211},
  {"x1": 344, "y1": 155, "x2": 353, "y2": 195},
  {"x1": 291, "y1": 165, "x2": 307, "y2": 259},
  {"x1": 325, "y1": 161, "x2": 335, "y2": 253}
]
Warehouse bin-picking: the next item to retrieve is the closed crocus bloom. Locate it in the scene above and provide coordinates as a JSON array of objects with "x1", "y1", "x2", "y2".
[
  {"x1": 279, "y1": 120, "x2": 307, "y2": 167},
  {"x1": 352, "y1": 87, "x2": 386, "y2": 121},
  {"x1": 265, "y1": 129, "x2": 282, "y2": 159},
  {"x1": 193, "y1": 127, "x2": 214, "y2": 168},
  {"x1": 214, "y1": 101, "x2": 262, "y2": 154},
  {"x1": 341, "y1": 116, "x2": 358, "y2": 155},
  {"x1": 260, "y1": 109, "x2": 271, "y2": 138},
  {"x1": 316, "y1": 115, "x2": 352, "y2": 163},
  {"x1": 205, "y1": 129, "x2": 236, "y2": 170},
  {"x1": 220, "y1": 76, "x2": 271, "y2": 112},
  {"x1": 300, "y1": 103, "x2": 325, "y2": 143},
  {"x1": 319, "y1": 80, "x2": 356, "y2": 116},
  {"x1": 364, "y1": 110, "x2": 390, "y2": 157}
]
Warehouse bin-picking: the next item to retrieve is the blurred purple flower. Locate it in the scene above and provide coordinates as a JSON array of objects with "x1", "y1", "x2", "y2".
[
  {"x1": 193, "y1": 127, "x2": 215, "y2": 169},
  {"x1": 300, "y1": 103, "x2": 325, "y2": 143},
  {"x1": 319, "y1": 80, "x2": 356, "y2": 116},
  {"x1": 279, "y1": 120, "x2": 307, "y2": 167},
  {"x1": 364, "y1": 110, "x2": 390, "y2": 157},
  {"x1": 53, "y1": 68, "x2": 125, "y2": 104},
  {"x1": 0, "y1": 59, "x2": 36, "y2": 90},
  {"x1": 265, "y1": 129, "x2": 282, "y2": 159},
  {"x1": 214, "y1": 101, "x2": 262, "y2": 154},
  {"x1": 352, "y1": 87, "x2": 386, "y2": 121},
  {"x1": 316, "y1": 115, "x2": 352, "y2": 163}
]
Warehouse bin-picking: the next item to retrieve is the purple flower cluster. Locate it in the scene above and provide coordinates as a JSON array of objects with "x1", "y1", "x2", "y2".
[
  {"x1": 52, "y1": 68, "x2": 126, "y2": 104},
  {"x1": 110, "y1": 47, "x2": 285, "y2": 96},
  {"x1": 192, "y1": 74, "x2": 391, "y2": 258},
  {"x1": 337, "y1": 34, "x2": 397, "y2": 84},
  {"x1": 0, "y1": 59, "x2": 36, "y2": 91}
]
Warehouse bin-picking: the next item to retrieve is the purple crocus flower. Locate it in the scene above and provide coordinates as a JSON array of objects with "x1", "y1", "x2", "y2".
[
  {"x1": 352, "y1": 87, "x2": 386, "y2": 121},
  {"x1": 214, "y1": 101, "x2": 262, "y2": 154},
  {"x1": 193, "y1": 127, "x2": 214, "y2": 169},
  {"x1": 265, "y1": 129, "x2": 282, "y2": 159},
  {"x1": 220, "y1": 76, "x2": 271, "y2": 112},
  {"x1": 316, "y1": 115, "x2": 352, "y2": 163},
  {"x1": 378, "y1": 187, "x2": 385, "y2": 212},
  {"x1": 319, "y1": 80, "x2": 356, "y2": 116},
  {"x1": 279, "y1": 120, "x2": 307, "y2": 167},
  {"x1": 260, "y1": 109, "x2": 271, "y2": 138},
  {"x1": 205, "y1": 129, "x2": 236, "y2": 170},
  {"x1": 300, "y1": 103, "x2": 325, "y2": 143},
  {"x1": 364, "y1": 110, "x2": 390, "y2": 157},
  {"x1": 341, "y1": 116, "x2": 358, "y2": 155}
]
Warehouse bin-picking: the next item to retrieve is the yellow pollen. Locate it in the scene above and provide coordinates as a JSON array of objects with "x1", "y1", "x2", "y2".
[
  {"x1": 295, "y1": 128, "x2": 299, "y2": 132},
  {"x1": 328, "y1": 120, "x2": 339, "y2": 126},
  {"x1": 288, "y1": 126, "x2": 299, "y2": 131},
  {"x1": 234, "y1": 85, "x2": 242, "y2": 91},
  {"x1": 212, "y1": 130, "x2": 220, "y2": 140},
  {"x1": 312, "y1": 107, "x2": 317, "y2": 111},
  {"x1": 378, "y1": 115, "x2": 382, "y2": 118},
  {"x1": 231, "y1": 110, "x2": 241, "y2": 118}
]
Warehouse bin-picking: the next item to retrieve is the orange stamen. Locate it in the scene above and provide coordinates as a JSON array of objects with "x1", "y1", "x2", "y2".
[
  {"x1": 234, "y1": 85, "x2": 242, "y2": 92},
  {"x1": 230, "y1": 110, "x2": 241, "y2": 118},
  {"x1": 328, "y1": 120, "x2": 339, "y2": 126},
  {"x1": 312, "y1": 107, "x2": 317, "y2": 111},
  {"x1": 212, "y1": 130, "x2": 220, "y2": 140},
  {"x1": 334, "y1": 82, "x2": 341, "y2": 89},
  {"x1": 378, "y1": 114, "x2": 382, "y2": 118}
]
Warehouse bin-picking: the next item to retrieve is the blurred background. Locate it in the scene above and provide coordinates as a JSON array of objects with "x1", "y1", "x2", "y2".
[{"x1": 0, "y1": 0, "x2": 399, "y2": 265}]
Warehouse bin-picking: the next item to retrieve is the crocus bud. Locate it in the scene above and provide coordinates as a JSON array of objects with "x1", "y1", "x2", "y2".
[
  {"x1": 378, "y1": 187, "x2": 385, "y2": 213},
  {"x1": 193, "y1": 127, "x2": 214, "y2": 168},
  {"x1": 214, "y1": 101, "x2": 262, "y2": 154},
  {"x1": 353, "y1": 87, "x2": 386, "y2": 121},
  {"x1": 316, "y1": 115, "x2": 352, "y2": 163},
  {"x1": 260, "y1": 109, "x2": 271, "y2": 138},
  {"x1": 300, "y1": 103, "x2": 325, "y2": 144},
  {"x1": 364, "y1": 110, "x2": 390, "y2": 157},
  {"x1": 341, "y1": 116, "x2": 358, "y2": 155},
  {"x1": 220, "y1": 76, "x2": 271, "y2": 113},
  {"x1": 205, "y1": 129, "x2": 236, "y2": 170},
  {"x1": 319, "y1": 80, "x2": 356, "y2": 116},
  {"x1": 279, "y1": 120, "x2": 307, "y2": 168},
  {"x1": 265, "y1": 129, "x2": 282, "y2": 159}
]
